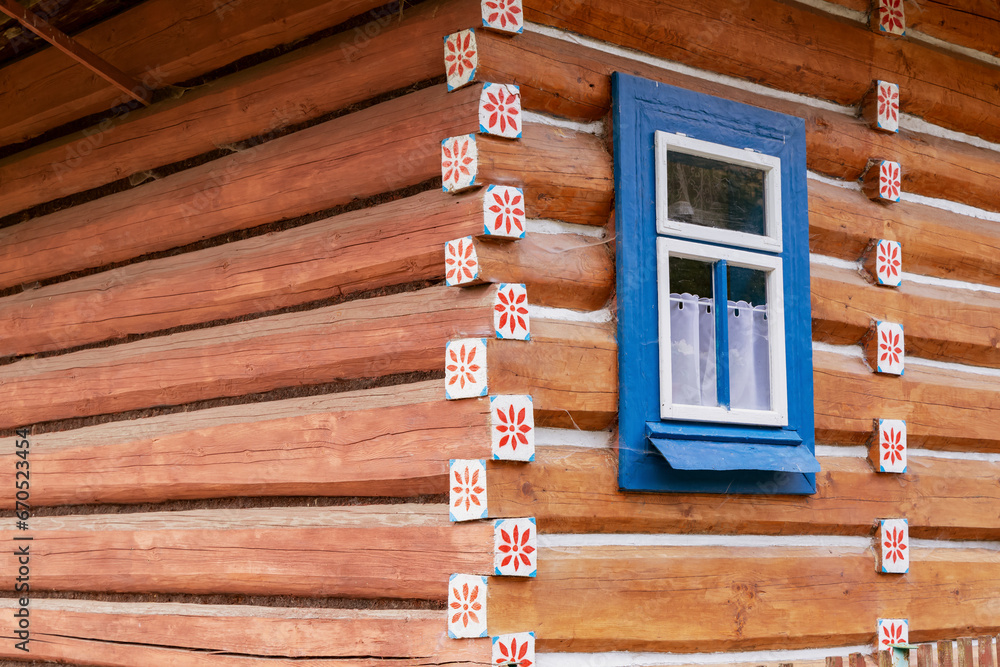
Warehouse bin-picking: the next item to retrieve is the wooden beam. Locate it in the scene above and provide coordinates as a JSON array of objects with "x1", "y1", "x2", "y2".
[
  {"x1": 0, "y1": 506, "x2": 492, "y2": 599},
  {"x1": 0, "y1": 600, "x2": 486, "y2": 664},
  {"x1": 814, "y1": 348, "x2": 1000, "y2": 451},
  {"x1": 489, "y1": 446, "x2": 1000, "y2": 539},
  {"x1": 489, "y1": 544, "x2": 1000, "y2": 651},
  {"x1": 0, "y1": 85, "x2": 610, "y2": 291},
  {"x1": 0, "y1": 0, "x2": 150, "y2": 106},
  {"x1": 0, "y1": 0, "x2": 389, "y2": 148},
  {"x1": 808, "y1": 179, "x2": 1000, "y2": 289},
  {"x1": 0, "y1": 0, "x2": 480, "y2": 219},
  {"x1": 522, "y1": 0, "x2": 1000, "y2": 144},
  {"x1": 2, "y1": 382, "x2": 490, "y2": 507},
  {"x1": 811, "y1": 261, "x2": 1000, "y2": 368}
]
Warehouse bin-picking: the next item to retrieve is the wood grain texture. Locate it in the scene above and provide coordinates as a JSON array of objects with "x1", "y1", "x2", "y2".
[
  {"x1": 0, "y1": 0, "x2": 388, "y2": 148},
  {"x1": 0, "y1": 285, "x2": 495, "y2": 430},
  {"x1": 489, "y1": 446, "x2": 1000, "y2": 539},
  {"x1": 808, "y1": 179, "x2": 1000, "y2": 288},
  {"x1": 476, "y1": 29, "x2": 1000, "y2": 214},
  {"x1": 3, "y1": 383, "x2": 489, "y2": 507},
  {"x1": 811, "y1": 261, "x2": 1000, "y2": 367},
  {"x1": 0, "y1": 190, "x2": 484, "y2": 358},
  {"x1": 814, "y1": 348, "x2": 1000, "y2": 451},
  {"x1": 489, "y1": 544, "x2": 1000, "y2": 651},
  {"x1": 0, "y1": 600, "x2": 487, "y2": 664},
  {"x1": 470, "y1": 233, "x2": 614, "y2": 311},
  {"x1": 0, "y1": 506, "x2": 492, "y2": 599},
  {"x1": 523, "y1": 0, "x2": 1000, "y2": 143},
  {"x1": 0, "y1": 0, "x2": 480, "y2": 219}
]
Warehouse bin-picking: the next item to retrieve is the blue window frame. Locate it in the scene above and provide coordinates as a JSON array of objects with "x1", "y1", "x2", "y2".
[{"x1": 613, "y1": 72, "x2": 818, "y2": 495}]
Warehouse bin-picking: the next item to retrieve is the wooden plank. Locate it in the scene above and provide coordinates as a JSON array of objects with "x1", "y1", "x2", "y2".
[
  {"x1": 0, "y1": 0, "x2": 479, "y2": 219},
  {"x1": 522, "y1": 0, "x2": 1000, "y2": 143},
  {"x1": 2, "y1": 382, "x2": 490, "y2": 507},
  {"x1": 958, "y1": 638, "x2": 974, "y2": 667},
  {"x1": 467, "y1": 233, "x2": 614, "y2": 311},
  {"x1": 811, "y1": 261, "x2": 1000, "y2": 367},
  {"x1": 475, "y1": 29, "x2": 1000, "y2": 214},
  {"x1": 0, "y1": 600, "x2": 485, "y2": 664},
  {"x1": 489, "y1": 446, "x2": 1000, "y2": 539},
  {"x1": 0, "y1": 190, "x2": 484, "y2": 358},
  {"x1": 0, "y1": 284, "x2": 495, "y2": 430},
  {"x1": 488, "y1": 544, "x2": 1000, "y2": 651},
  {"x1": 940, "y1": 640, "x2": 955, "y2": 667},
  {"x1": 0, "y1": 87, "x2": 610, "y2": 291},
  {"x1": 808, "y1": 179, "x2": 1000, "y2": 289},
  {"x1": 980, "y1": 636, "x2": 995, "y2": 667},
  {"x1": 0, "y1": 0, "x2": 150, "y2": 106},
  {"x1": 0, "y1": 0, "x2": 388, "y2": 148},
  {"x1": 814, "y1": 348, "x2": 1000, "y2": 451},
  {"x1": 0, "y1": 506, "x2": 492, "y2": 599}
]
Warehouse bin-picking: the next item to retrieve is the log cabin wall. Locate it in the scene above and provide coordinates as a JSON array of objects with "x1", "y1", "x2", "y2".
[{"x1": 0, "y1": 0, "x2": 997, "y2": 664}]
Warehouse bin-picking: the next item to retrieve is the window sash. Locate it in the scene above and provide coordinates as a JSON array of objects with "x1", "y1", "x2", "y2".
[
  {"x1": 656, "y1": 237, "x2": 789, "y2": 426},
  {"x1": 655, "y1": 131, "x2": 783, "y2": 253}
]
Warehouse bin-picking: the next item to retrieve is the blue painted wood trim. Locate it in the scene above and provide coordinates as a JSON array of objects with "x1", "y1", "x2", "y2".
[
  {"x1": 713, "y1": 259, "x2": 730, "y2": 409},
  {"x1": 613, "y1": 71, "x2": 816, "y2": 495},
  {"x1": 650, "y1": 438, "x2": 822, "y2": 473}
]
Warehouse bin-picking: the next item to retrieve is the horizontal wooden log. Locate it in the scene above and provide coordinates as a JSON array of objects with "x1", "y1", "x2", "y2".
[
  {"x1": 5, "y1": 381, "x2": 489, "y2": 507},
  {"x1": 811, "y1": 262, "x2": 1000, "y2": 367},
  {"x1": 489, "y1": 544, "x2": 1000, "y2": 651},
  {"x1": 0, "y1": 506, "x2": 492, "y2": 599},
  {"x1": 489, "y1": 446, "x2": 1000, "y2": 539},
  {"x1": 0, "y1": 86, "x2": 610, "y2": 291},
  {"x1": 523, "y1": 0, "x2": 1000, "y2": 144},
  {"x1": 0, "y1": 600, "x2": 485, "y2": 664},
  {"x1": 467, "y1": 233, "x2": 614, "y2": 311},
  {"x1": 808, "y1": 179, "x2": 1000, "y2": 289},
  {"x1": 0, "y1": 0, "x2": 387, "y2": 148},
  {"x1": 814, "y1": 348, "x2": 1000, "y2": 451},
  {"x1": 0, "y1": 0, "x2": 479, "y2": 219},
  {"x1": 476, "y1": 30, "x2": 1000, "y2": 214}
]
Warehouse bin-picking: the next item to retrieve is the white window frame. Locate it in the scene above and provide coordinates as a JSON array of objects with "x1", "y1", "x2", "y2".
[
  {"x1": 656, "y1": 237, "x2": 789, "y2": 427},
  {"x1": 655, "y1": 131, "x2": 783, "y2": 253}
]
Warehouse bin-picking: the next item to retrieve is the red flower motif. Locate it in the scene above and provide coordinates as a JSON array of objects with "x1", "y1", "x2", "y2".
[
  {"x1": 488, "y1": 188, "x2": 525, "y2": 235},
  {"x1": 445, "y1": 32, "x2": 476, "y2": 79},
  {"x1": 495, "y1": 635, "x2": 533, "y2": 666},
  {"x1": 450, "y1": 580, "x2": 483, "y2": 628},
  {"x1": 482, "y1": 86, "x2": 520, "y2": 135},
  {"x1": 495, "y1": 405, "x2": 532, "y2": 451},
  {"x1": 877, "y1": 84, "x2": 898, "y2": 122},
  {"x1": 447, "y1": 343, "x2": 481, "y2": 389},
  {"x1": 881, "y1": 621, "x2": 905, "y2": 646},
  {"x1": 883, "y1": 526, "x2": 907, "y2": 564},
  {"x1": 879, "y1": 329, "x2": 902, "y2": 367},
  {"x1": 446, "y1": 239, "x2": 477, "y2": 283},
  {"x1": 442, "y1": 138, "x2": 475, "y2": 187},
  {"x1": 484, "y1": 0, "x2": 522, "y2": 30},
  {"x1": 452, "y1": 465, "x2": 485, "y2": 513},
  {"x1": 877, "y1": 241, "x2": 900, "y2": 280},
  {"x1": 881, "y1": 427, "x2": 904, "y2": 466},
  {"x1": 495, "y1": 288, "x2": 528, "y2": 336},
  {"x1": 880, "y1": 0, "x2": 903, "y2": 32},
  {"x1": 880, "y1": 162, "x2": 900, "y2": 200},
  {"x1": 497, "y1": 523, "x2": 535, "y2": 572}
]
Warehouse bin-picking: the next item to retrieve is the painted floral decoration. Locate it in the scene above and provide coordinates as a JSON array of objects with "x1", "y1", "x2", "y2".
[
  {"x1": 487, "y1": 187, "x2": 525, "y2": 236},
  {"x1": 880, "y1": 161, "x2": 900, "y2": 201},
  {"x1": 495, "y1": 404, "x2": 532, "y2": 452},
  {"x1": 495, "y1": 634, "x2": 533, "y2": 666},
  {"x1": 481, "y1": 85, "x2": 520, "y2": 136},
  {"x1": 483, "y1": 0, "x2": 523, "y2": 31},
  {"x1": 883, "y1": 525, "x2": 907, "y2": 564},
  {"x1": 452, "y1": 465, "x2": 485, "y2": 514},
  {"x1": 450, "y1": 579, "x2": 483, "y2": 629},
  {"x1": 497, "y1": 523, "x2": 535, "y2": 573},
  {"x1": 446, "y1": 238, "x2": 477, "y2": 284},
  {"x1": 877, "y1": 240, "x2": 900, "y2": 281},
  {"x1": 495, "y1": 286, "x2": 528, "y2": 337},
  {"x1": 880, "y1": 0, "x2": 904, "y2": 33},
  {"x1": 445, "y1": 31, "x2": 476, "y2": 80},
  {"x1": 879, "y1": 328, "x2": 903, "y2": 367},
  {"x1": 880, "y1": 621, "x2": 906, "y2": 647},
  {"x1": 448, "y1": 343, "x2": 481, "y2": 391},
  {"x1": 881, "y1": 427, "x2": 904, "y2": 466},
  {"x1": 442, "y1": 137, "x2": 476, "y2": 189},
  {"x1": 878, "y1": 83, "x2": 899, "y2": 123}
]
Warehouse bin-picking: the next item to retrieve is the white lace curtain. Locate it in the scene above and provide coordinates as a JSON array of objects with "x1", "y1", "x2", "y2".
[{"x1": 669, "y1": 293, "x2": 770, "y2": 410}]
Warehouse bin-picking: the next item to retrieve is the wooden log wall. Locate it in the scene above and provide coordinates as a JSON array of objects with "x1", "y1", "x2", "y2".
[{"x1": 0, "y1": 0, "x2": 997, "y2": 663}]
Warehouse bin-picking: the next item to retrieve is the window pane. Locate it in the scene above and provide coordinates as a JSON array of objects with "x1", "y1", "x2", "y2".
[
  {"x1": 727, "y1": 265, "x2": 770, "y2": 410},
  {"x1": 668, "y1": 257, "x2": 717, "y2": 407},
  {"x1": 666, "y1": 151, "x2": 766, "y2": 236}
]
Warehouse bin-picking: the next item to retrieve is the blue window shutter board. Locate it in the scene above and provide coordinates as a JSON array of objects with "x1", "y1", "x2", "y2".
[{"x1": 613, "y1": 72, "x2": 817, "y2": 495}]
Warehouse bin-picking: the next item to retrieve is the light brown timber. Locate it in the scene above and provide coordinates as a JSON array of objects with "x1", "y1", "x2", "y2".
[
  {"x1": 811, "y1": 262, "x2": 1000, "y2": 368},
  {"x1": 489, "y1": 544, "x2": 1000, "y2": 651},
  {"x1": 0, "y1": 0, "x2": 480, "y2": 219},
  {"x1": 0, "y1": 0, "x2": 388, "y2": 148},
  {"x1": 489, "y1": 446, "x2": 1000, "y2": 540},
  {"x1": 0, "y1": 506, "x2": 492, "y2": 599}
]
